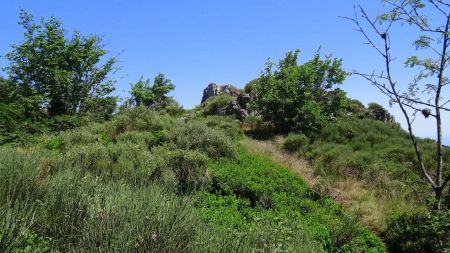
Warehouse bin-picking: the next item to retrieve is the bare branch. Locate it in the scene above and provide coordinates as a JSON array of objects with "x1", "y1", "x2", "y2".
[{"x1": 428, "y1": 0, "x2": 448, "y2": 16}]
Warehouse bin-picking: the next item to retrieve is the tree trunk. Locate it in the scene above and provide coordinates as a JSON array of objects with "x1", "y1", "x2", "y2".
[{"x1": 435, "y1": 187, "x2": 443, "y2": 210}]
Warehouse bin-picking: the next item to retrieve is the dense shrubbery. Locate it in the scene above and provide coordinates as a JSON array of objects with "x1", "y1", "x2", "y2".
[
  {"x1": 282, "y1": 133, "x2": 310, "y2": 153},
  {"x1": 249, "y1": 50, "x2": 348, "y2": 134},
  {"x1": 0, "y1": 11, "x2": 119, "y2": 145},
  {"x1": 279, "y1": 116, "x2": 449, "y2": 240},
  {"x1": 0, "y1": 107, "x2": 386, "y2": 252},
  {"x1": 201, "y1": 94, "x2": 234, "y2": 116},
  {"x1": 242, "y1": 114, "x2": 277, "y2": 140},
  {"x1": 305, "y1": 117, "x2": 438, "y2": 196},
  {"x1": 198, "y1": 146, "x2": 386, "y2": 252},
  {"x1": 385, "y1": 210, "x2": 450, "y2": 253}
]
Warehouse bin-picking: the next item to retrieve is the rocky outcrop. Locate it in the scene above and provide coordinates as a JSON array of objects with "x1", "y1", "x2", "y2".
[
  {"x1": 370, "y1": 107, "x2": 395, "y2": 123},
  {"x1": 201, "y1": 83, "x2": 241, "y2": 103},
  {"x1": 200, "y1": 83, "x2": 250, "y2": 121}
]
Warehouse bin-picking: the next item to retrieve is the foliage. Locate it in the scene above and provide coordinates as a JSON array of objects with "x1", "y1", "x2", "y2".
[
  {"x1": 385, "y1": 210, "x2": 450, "y2": 253},
  {"x1": 350, "y1": 0, "x2": 450, "y2": 209},
  {"x1": 166, "y1": 149, "x2": 209, "y2": 194},
  {"x1": 0, "y1": 77, "x2": 47, "y2": 144},
  {"x1": 169, "y1": 120, "x2": 236, "y2": 159},
  {"x1": 201, "y1": 94, "x2": 234, "y2": 116},
  {"x1": 198, "y1": 145, "x2": 386, "y2": 252},
  {"x1": 344, "y1": 98, "x2": 367, "y2": 118},
  {"x1": 199, "y1": 115, "x2": 243, "y2": 140},
  {"x1": 0, "y1": 10, "x2": 118, "y2": 144},
  {"x1": 282, "y1": 133, "x2": 310, "y2": 153},
  {"x1": 250, "y1": 49, "x2": 348, "y2": 134},
  {"x1": 128, "y1": 74, "x2": 175, "y2": 109},
  {"x1": 242, "y1": 114, "x2": 277, "y2": 140},
  {"x1": 306, "y1": 118, "x2": 434, "y2": 195},
  {"x1": 4, "y1": 10, "x2": 117, "y2": 117},
  {"x1": 0, "y1": 107, "x2": 386, "y2": 252}
]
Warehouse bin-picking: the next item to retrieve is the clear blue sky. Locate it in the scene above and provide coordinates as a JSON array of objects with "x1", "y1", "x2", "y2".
[{"x1": 0, "y1": 0, "x2": 448, "y2": 142}]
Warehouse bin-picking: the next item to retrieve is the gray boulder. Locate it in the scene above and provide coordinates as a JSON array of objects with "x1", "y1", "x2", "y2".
[
  {"x1": 201, "y1": 83, "x2": 241, "y2": 103},
  {"x1": 200, "y1": 83, "x2": 251, "y2": 121}
]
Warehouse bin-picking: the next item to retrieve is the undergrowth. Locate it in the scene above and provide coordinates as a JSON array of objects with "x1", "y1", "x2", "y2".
[{"x1": 0, "y1": 107, "x2": 386, "y2": 252}]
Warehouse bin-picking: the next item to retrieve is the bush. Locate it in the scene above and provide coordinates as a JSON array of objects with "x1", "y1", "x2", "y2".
[
  {"x1": 0, "y1": 148, "x2": 49, "y2": 203},
  {"x1": 282, "y1": 133, "x2": 309, "y2": 153},
  {"x1": 200, "y1": 116, "x2": 243, "y2": 140},
  {"x1": 116, "y1": 130, "x2": 168, "y2": 149},
  {"x1": 69, "y1": 183, "x2": 200, "y2": 252},
  {"x1": 0, "y1": 200, "x2": 51, "y2": 253},
  {"x1": 344, "y1": 99, "x2": 367, "y2": 118},
  {"x1": 169, "y1": 121, "x2": 236, "y2": 159},
  {"x1": 165, "y1": 149, "x2": 210, "y2": 194},
  {"x1": 47, "y1": 114, "x2": 88, "y2": 132},
  {"x1": 200, "y1": 145, "x2": 386, "y2": 252},
  {"x1": 385, "y1": 210, "x2": 450, "y2": 253},
  {"x1": 243, "y1": 115, "x2": 277, "y2": 140},
  {"x1": 201, "y1": 94, "x2": 234, "y2": 116},
  {"x1": 250, "y1": 50, "x2": 348, "y2": 134}
]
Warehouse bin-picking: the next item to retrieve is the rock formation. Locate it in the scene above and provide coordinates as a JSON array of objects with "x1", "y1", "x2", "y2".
[
  {"x1": 201, "y1": 83, "x2": 241, "y2": 103},
  {"x1": 200, "y1": 83, "x2": 250, "y2": 120},
  {"x1": 370, "y1": 107, "x2": 395, "y2": 123}
]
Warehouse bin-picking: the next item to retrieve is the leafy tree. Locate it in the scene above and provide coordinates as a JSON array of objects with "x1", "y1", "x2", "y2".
[
  {"x1": 0, "y1": 77, "x2": 46, "y2": 143},
  {"x1": 347, "y1": 0, "x2": 450, "y2": 209},
  {"x1": 129, "y1": 73, "x2": 175, "y2": 109},
  {"x1": 4, "y1": 10, "x2": 117, "y2": 118},
  {"x1": 250, "y1": 50, "x2": 348, "y2": 134}
]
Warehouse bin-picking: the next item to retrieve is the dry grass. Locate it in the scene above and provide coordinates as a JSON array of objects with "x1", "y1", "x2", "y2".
[
  {"x1": 240, "y1": 137, "x2": 414, "y2": 234},
  {"x1": 241, "y1": 136, "x2": 317, "y2": 186}
]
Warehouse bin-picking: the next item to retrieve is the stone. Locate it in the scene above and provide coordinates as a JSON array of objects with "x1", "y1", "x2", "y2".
[
  {"x1": 237, "y1": 94, "x2": 251, "y2": 109},
  {"x1": 201, "y1": 83, "x2": 241, "y2": 103},
  {"x1": 200, "y1": 83, "x2": 251, "y2": 121},
  {"x1": 370, "y1": 107, "x2": 395, "y2": 123}
]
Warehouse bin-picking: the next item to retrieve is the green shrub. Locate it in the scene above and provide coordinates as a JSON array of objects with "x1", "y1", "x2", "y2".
[
  {"x1": 385, "y1": 210, "x2": 450, "y2": 253},
  {"x1": 201, "y1": 94, "x2": 234, "y2": 116},
  {"x1": 47, "y1": 114, "x2": 88, "y2": 132},
  {"x1": 166, "y1": 149, "x2": 210, "y2": 194},
  {"x1": 57, "y1": 128, "x2": 100, "y2": 150},
  {"x1": 169, "y1": 121, "x2": 236, "y2": 159},
  {"x1": 116, "y1": 130, "x2": 168, "y2": 149},
  {"x1": 105, "y1": 107, "x2": 173, "y2": 140},
  {"x1": 41, "y1": 169, "x2": 95, "y2": 245},
  {"x1": 0, "y1": 200, "x2": 51, "y2": 253},
  {"x1": 202, "y1": 145, "x2": 386, "y2": 252},
  {"x1": 73, "y1": 184, "x2": 200, "y2": 252},
  {"x1": 0, "y1": 148, "x2": 49, "y2": 203},
  {"x1": 37, "y1": 167, "x2": 201, "y2": 252},
  {"x1": 57, "y1": 143, "x2": 177, "y2": 188},
  {"x1": 200, "y1": 115, "x2": 243, "y2": 140},
  {"x1": 243, "y1": 115, "x2": 276, "y2": 140},
  {"x1": 306, "y1": 117, "x2": 435, "y2": 197},
  {"x1": 282, "y1": 133, "x2": 309, "y2": 153}
]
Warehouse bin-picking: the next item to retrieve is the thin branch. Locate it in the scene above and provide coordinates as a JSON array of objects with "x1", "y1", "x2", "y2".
[
  {"x1": 354, "y1": 5, "x2": 438, "y2": 189},
  {"x1": 384, "y1": 0, "x2": 445, "y2": 33},
  {"x1": 428, "y1": 0, "x2": 448, "y2": 16}
]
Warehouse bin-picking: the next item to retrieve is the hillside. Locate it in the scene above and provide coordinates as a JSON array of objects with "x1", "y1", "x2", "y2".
[
  {"x1": 1, "y1": 6, "x2": 450, "y2": 252},
  {"x1": 0, "y1": 107, "x2": 386, "y2": 252}
]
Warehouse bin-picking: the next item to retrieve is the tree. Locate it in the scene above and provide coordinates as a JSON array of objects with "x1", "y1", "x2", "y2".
[
  {"x1": 346, "y1": 0, "x2": 450, "y2": 209},
  {"x1": 129, "y1": 73, "x2": 175, "y2": 109},
  {"x1": 0, "y1": 77, "x2": 46, "y2": 143},
  {"x1": 250, "y1": 50, "x2": 348, "y2": 134},
  {"x1": 4, "y1": 10, "x2": 117, "y2": 118}
]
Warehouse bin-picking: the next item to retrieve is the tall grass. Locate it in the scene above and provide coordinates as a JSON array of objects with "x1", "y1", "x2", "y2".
[
  {"x1": 0, "y1": 107, "x2": 386, "y2": 252},
  {"x1": 277, "y1": 117, "x2": 446, "y2": 231}
]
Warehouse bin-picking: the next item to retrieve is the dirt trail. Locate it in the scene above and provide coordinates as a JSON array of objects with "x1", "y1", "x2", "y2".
[{"x1": 240, "y1": 138, "x2": 384, "y2": 234}]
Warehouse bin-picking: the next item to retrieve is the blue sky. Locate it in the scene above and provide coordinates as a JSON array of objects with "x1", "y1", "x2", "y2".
[{"x1": 0, "y1": 0, "x2": 448, "y2": 142}]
